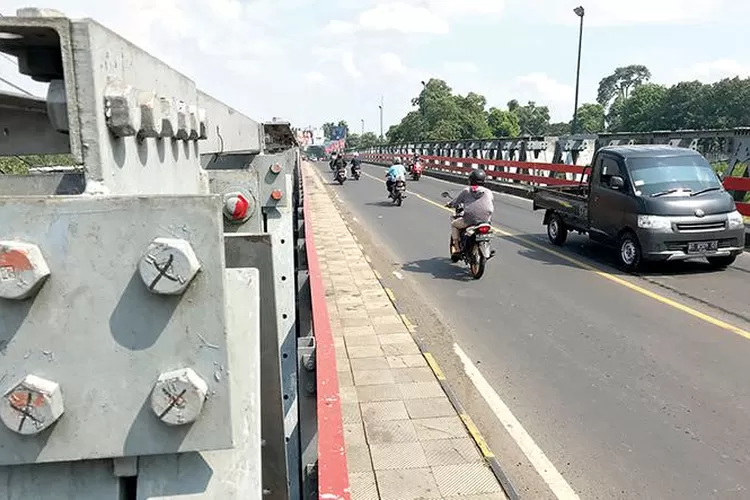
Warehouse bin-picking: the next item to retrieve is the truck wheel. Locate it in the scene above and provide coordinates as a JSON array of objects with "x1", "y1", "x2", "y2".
[
  {"x1": 707, "y1": 255, "x2": 737, "y2": 269},
  {"x1": 618, "y1": 232, "x2": 642, "y2": 271},
  {"x1": 547, "y1": 213, "x2": 568, "y2": 246}
]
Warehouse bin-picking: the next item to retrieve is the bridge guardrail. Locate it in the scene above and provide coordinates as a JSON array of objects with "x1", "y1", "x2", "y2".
[{"x1": 357, "y1": 152, "x2": 750, "y2": 219}]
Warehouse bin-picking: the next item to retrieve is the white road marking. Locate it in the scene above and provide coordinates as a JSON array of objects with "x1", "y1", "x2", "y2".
[
  {"x1": 454, "y1": 343, "x2": 581, "y2": 500},
  {"x1": 392, "y1": 271, "x2": 404, "y2": 280}
]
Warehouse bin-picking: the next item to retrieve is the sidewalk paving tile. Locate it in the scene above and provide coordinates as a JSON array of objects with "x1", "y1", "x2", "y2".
[{"x1": 304, "y1": 162, "x2": 505, "y2": 499}]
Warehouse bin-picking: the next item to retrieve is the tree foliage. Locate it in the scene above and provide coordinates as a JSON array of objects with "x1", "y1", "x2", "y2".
[
  {"x1": 331, "y1": 64, "x2": 750, "y2": 144},
  {"x1": 0, "y1": 154, "x2": 77, "y2": 174}
]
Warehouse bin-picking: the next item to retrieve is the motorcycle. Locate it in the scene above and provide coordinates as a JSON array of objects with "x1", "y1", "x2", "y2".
[
  {"x1": 351, "y1": 164, "x2": 361, "y2": 180},
  {"x1": 411, "y1": 161, "x2": 423, "y2": 181},
  {"x1": 334, "y1": 168, "x2": 347, "y2": 185},
  {"x1": 389, "y1": 179, "x2": 407, "y2": 206},
  {"x1": 441, "y1": 191, "x2": 494, "y2": 279}
]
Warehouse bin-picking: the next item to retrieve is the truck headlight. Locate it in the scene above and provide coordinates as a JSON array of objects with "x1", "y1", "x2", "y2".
[
  {"x1": 637, "y1": 215, "x2": 672, "y2": 230},
  {"x1": 727, "y1": 210, "x2": 744, "y2": 229}
]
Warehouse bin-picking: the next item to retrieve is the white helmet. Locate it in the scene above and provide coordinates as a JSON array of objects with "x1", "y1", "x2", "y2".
[{"x1": 353, "y1": 152, "x2": 360, "y2": 157}]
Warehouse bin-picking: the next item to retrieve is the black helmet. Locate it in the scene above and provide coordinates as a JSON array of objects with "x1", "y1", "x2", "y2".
[{"x1": 469, "y1": 168, "x2": 487, "y2": 186}]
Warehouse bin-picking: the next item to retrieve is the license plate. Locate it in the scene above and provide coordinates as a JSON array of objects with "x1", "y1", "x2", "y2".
[
  {"x1": 475, "y1": 235, "x2": 491, "y2": 242},
  {"x1": 687, "y1": 241, "x2": 718, "y2": 254}
]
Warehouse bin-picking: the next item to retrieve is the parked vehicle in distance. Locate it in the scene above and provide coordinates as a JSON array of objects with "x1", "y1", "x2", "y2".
[{"x1": 532, "y1": 145, "x2": 746, "y2": 271}]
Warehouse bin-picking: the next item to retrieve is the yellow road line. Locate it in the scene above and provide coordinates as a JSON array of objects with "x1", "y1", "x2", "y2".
[
  {"x1": 400, "y1": 313, "x2": 416, "y2": 332},
  {"x1": 373, "y1": 270, "x2": 382, "y2": 280},
  {"x1": 384, "y1": 287, "x2": 396, "y2": 302},
  {"x1": 361, "y1": 171, "x2": 750, "y2": 340},
  {"x1": 459, "y1": 413, "x2": 495, "y2": 458},
  {"x1": 423, "y1": 352, "x2": 446, "y2": 380}
]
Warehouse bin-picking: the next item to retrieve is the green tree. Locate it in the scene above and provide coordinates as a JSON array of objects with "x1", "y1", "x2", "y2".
[
  {"x1": 658, "y1": 81, "x2": 709, "y2": 130},
  {"x1": 545, "y1": 122, "x2": 571, "y2": 135},
  {"x1": 510, "y1": 101, "x2": 550, "y2": 135},
  {"x1": 359, "y1": 132, "x2": 381, "y2": 149},
  {"x1": 597, "y1": 65, "x2": 651, "y2": 109},
  {"x1": 337, "y1": 120, "x2": 350, "y2": 137},
  {"x1": 346, "y1": 133, "x2": 361, "y2": 150},
  {"x1": 615, "y1": 83, "x2": 668, "y2": 132},
  {"x1": 322, "y1": 122, "x2": 335, "y2": 140},
  {"x1": 487, "y1": 107, "x2": 520, "y2": 137},
  {"x1": 573, "y1": 103, "x2": 605, "y2": 133},
  {"x1": 0, "y1": 154, "x2": 76, "y2": 174}
]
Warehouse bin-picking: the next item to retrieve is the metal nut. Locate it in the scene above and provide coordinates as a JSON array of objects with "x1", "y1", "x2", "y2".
[
  {"x1": 0, "y1": 375, "x2": 64, "y2": 435},
  {"x1": 150, "y1": 368, "x2": 208, "y2": 426},
  {"x1": 105, "y1": 82, "x2": 140, "y2": 137},
  {"x1": 175, "y1": 100, "x2": 189, "y2": 140},
  {"x1": 138, "y1": 238, "x2": 201, "y2": 295},
  {"x1": 138, "y1": 90, "x2": 162, "y2": 138},
  {"x1": 222, "y1": 190, "x2": 256, "y2": 224},
  {"x1": 159, "y1": 97, "x2": 177, "y2": 138},
  {"x1": 0, "y1": 241, "x2": 51, "y2": 300}
]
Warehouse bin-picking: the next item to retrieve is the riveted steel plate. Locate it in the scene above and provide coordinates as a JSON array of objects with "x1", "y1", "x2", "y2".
[{"x1": 0, "y1": 195, "x2": 234, "y2": 466}]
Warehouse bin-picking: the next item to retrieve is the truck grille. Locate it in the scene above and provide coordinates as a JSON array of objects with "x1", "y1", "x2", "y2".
[{"x1": 675, "y1": 220, "x2": 726, "y2": 232}]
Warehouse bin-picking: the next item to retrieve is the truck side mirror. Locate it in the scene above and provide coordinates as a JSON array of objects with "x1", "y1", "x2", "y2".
[{"x1": 610, "y1": 176, "x2": 625, "y2": 190}]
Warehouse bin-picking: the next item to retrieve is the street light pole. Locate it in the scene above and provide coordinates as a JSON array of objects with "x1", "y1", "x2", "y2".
[
  {"x1": 361, "y1": 119, "x2": 364, "y2": 136},
  {"x1": 571, "y1": 6, "x2": 585, "y2": 135},
  {"x1": 378, "y1": 95, "x2": 384, "y2": 142}
]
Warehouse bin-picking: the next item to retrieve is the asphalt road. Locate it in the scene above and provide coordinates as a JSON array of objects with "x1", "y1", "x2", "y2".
[{"x1": 314, "y1": 162, "x2": 750, "y2": 500}]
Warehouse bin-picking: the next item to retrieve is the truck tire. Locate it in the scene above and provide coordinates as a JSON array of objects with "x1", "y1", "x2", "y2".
[
  {"x1": 547, "y1": 213, "x2": 568, "y2": 246},
  {"x1": 618, "y1": 231, "x2": 642, "y2": 271},
  {"x1": 706, "y1": 255, "x2": 737, "y2": 269}
]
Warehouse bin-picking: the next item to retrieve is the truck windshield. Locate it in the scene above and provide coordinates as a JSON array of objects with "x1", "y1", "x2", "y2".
[{"x1": 626, "y1": 155, "x2": 722, "y2": 197}]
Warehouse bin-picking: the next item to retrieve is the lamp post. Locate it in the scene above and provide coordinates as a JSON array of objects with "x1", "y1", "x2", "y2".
[
  {"x1": 379, "y1": 95, "x2": 384, "y2": 141},
  {"x1": 571, "y1": 6, "x2": 585, "y2": 135},
  {"x1": 361, "y1": 119, "x2": 364, "y2": 136}
]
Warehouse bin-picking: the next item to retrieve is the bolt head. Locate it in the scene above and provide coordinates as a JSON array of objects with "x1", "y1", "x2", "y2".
[
  {"x1": 271, "y1": 189, "x2": 283, "y2": 201},
  {"x1": 150, "y1": 368, "x2": 208, "y2": 426},
  {"x1": 138, "y1": 238, "x2": 201, "y2": 295},
  {"x1": 0, "y1": 241, "x2": 51, "y2": 300},
  {"x1": 269, "y1": 163, "x2": 282, "y2": 175},
  {"x1": 104, "y1": 83, "x2": 140, "y2": 137},
  {"x1": 222, "y1": 191, "x2": 254, "y2": 223},
  {"x1": 0, "y1": 375, "x2": 64, "y2": 435}
]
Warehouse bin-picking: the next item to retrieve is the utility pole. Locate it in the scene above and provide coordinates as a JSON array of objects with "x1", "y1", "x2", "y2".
[
  {"x1": 571, "y1": 6, "x2": 585, "y2": 135},
  {"x1": 379, "y1": 95, "x2": 384, "y2": 142},
  {"x1": 361, "y1": 119, "x2": 364, "y2": 136}
]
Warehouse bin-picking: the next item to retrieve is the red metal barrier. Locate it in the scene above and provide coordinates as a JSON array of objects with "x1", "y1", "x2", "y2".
[
  {"x1": 303, "y1": 171, "x2": 351, "y2": 499},
  {"x1": 359, "y1": 152, "x2": 750, "y2": 216}
]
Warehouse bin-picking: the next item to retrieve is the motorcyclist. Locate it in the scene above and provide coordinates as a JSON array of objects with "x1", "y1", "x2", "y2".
[
  {"x1": 446, "y1": 169, "x2": 494, "y2": 255},
  {"x1": 385, "y1": 158, "x2": 406, "y2": 196},
  {"x1": 330, "y1": 152, "x2": 347, "y2": 176},
  {"x1": 350, "y1": 152, "x2": 362, "y2": 176}
]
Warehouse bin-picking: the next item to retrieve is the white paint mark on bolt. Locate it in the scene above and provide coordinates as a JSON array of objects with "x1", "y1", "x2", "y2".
[
  {"x1": 138, "y1": 238, "x2": 201, "y2": 295},
  {"x1": 0, "y1": 241, "x2": 51, "y2": 300},
  {"x1": 0, "y1": 375, "x2": 64, "y2": 435},
  {"x1": 150, "y1": 368, "x2": 208, "y2": 426}
]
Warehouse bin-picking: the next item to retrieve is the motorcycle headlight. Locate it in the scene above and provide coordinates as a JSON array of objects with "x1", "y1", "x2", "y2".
[
  {"x1": 637, "y1": 215, "x2": 672, "y2": 230},
  {"x1": 727, "y1": 210, "x2": 744, "y2": 229}
]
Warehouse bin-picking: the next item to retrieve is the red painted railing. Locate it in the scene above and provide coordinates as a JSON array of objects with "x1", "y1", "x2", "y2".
[
  {"x1": 359, "y1": 152, "x2": 750, "y2": 216},
  {"x1": 303, "y1": 169, "x2": 351, "y2": 500}
]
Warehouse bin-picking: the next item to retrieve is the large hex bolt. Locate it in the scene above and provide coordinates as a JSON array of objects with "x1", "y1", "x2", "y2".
[
  {"x1": 150, "y1": 368, "x2": 208, "y2": 426},
  {"x1": 105, "y1": 82, "x2": 141, "y2": 137},
  {"x1": 0, "y1": 241, "x2": 51, "y2": 300},
  {"x1": 138, "y1": 238, "x2": 201, "y2": 295},
  {"x1": 0, "y1": 375, "x2": 64, "y2": 435},
  {"x1": 138, "y1": 90, "x2": 163, "y2": 138},
  {"x1": 222, "y1": 190, "x2": 256, "y2": 224},
  {"x1": 175, "y1": 100, "x2": 190, "y2": 140},
  {"x1": 159, "y1": 97, "x2": 178, "y2": 138}
]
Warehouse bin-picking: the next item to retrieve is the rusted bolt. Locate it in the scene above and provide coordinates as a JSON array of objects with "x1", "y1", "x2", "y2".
[
  {"x1": 270, "y1": 189, "x2": 283, "y2": 201},
  {"x1": 104, "y1": 82, "x2": 140, "y2": 137},
  {"x1": 0, "y1": 375, "x2": 64, "y2": 435},
  {"x1": 269, "y1": 163, "x2": 282, "y2": 175},
  {"x1": 0, "y1": 241, "x2": 51, "y2": 300},
  {"x1": 150, "y1": 368, "x2": 208, "y2": 426},
  {"x1": 222, "y1": 190, "x2": 255, "y2": 224},
  {"x1": 138, "y1": 238, "x2": 201, "y2": 295},
  {"x1": 138, "y1": 90, "x2": 162, "y2": 138}
]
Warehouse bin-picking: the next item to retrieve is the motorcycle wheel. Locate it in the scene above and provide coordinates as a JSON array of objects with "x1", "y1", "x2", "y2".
[
  {"x1": 469, "y1": 244, "x2": 486, "y2": 280},
  {"x1": 396, "y1": 195, "x2": 402, "y2": 207}
]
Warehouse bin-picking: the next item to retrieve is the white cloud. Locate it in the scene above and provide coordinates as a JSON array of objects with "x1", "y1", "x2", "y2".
[
  {"x1": 304, "y1": 71, "x2": 327, "y2": 85},
  {"x1": 673, "y1": 59, "x2": 750, "y2": 83},
  {"x1": 324, "y1": 20, "x2": 357, "y2": 35},
  {"x1": 342, "y1": 51, "x2": 362, "y2": 79},
  {"x1": 529, "y1": 0, "x2": 725, "y2": 26},
  {"x1": 444, "y1": 61, "x2": 480, "y2": 74},
  {"x1": 325, "y1": 3, "x2": 450, "y2": 35},
  {"x1": 378, "y1": 53, "x2": 406, "y2": 74},
  {"x1": 514, "y1": 73, "x2": 574, "y2": 105}
]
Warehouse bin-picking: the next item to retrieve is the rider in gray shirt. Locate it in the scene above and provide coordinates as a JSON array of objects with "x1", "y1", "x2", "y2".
[{"x1": 446, "y1": 169, "x2": 494, "y2": 254}]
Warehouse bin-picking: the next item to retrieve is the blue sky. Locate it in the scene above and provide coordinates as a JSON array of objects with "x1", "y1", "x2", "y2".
[{"x1": 2, "y1": 0, "x2": 749, "y2": 135}]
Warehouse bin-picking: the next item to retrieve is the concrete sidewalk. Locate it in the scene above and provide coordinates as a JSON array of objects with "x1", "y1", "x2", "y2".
[{"x1": 304, "y1": 163, "x2": 506, "y2": 500}]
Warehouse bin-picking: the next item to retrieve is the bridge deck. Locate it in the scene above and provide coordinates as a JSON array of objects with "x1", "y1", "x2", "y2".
[{"x1": 304, "y1": 163, "x2": 508, "y2": 500}]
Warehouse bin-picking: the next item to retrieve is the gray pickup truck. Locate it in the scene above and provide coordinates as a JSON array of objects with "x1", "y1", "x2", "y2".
[{"x1": 532, "y1": 145, "x2": 746, "y2": 271}]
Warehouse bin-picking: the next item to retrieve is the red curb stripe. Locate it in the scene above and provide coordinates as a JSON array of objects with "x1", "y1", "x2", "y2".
[{"x1": 304, "y1": 165, "x2": 351, "y2": 500}]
